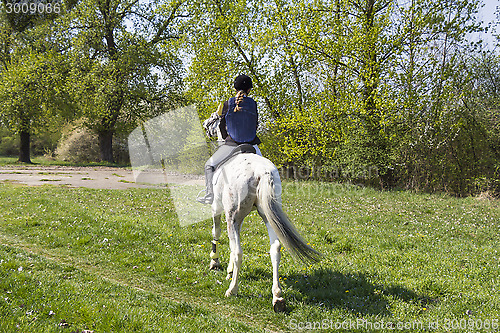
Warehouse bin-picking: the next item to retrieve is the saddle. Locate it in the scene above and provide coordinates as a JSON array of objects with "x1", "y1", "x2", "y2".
[{"x1": 215, "y1": 144, "x2": 256, "y2": 171}]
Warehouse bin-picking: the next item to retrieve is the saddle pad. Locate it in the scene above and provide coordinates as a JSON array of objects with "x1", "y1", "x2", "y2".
[{"x1": 213, "y1": 144, "x2": 256, "y2": 184}]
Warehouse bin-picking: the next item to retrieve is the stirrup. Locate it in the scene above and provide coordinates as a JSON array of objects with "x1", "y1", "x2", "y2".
[
  {"x1": 196, "y1": 189, "x2": 206, "y2": 203},
  {"x1": 196, "y1": 189, "x2": 213, "y2": 204}
]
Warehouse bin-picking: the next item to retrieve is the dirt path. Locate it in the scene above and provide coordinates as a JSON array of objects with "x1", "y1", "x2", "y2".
[{"x1": 0, "y1": 165, "x2": 204, "y2": 189}]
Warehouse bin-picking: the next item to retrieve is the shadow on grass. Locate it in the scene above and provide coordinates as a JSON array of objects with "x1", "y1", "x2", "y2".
[{"x1": 283, "y1": 268, "x2": 435, "y2": 316}]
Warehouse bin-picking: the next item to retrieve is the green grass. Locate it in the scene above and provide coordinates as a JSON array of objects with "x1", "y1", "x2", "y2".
[
  {"x1": 0, "y1": 156, "x2": 130, "y2": 168},
  {"x1": 0, "y1": 245, "x2": 257, "y2": 332},
  {"x1": 0, "y1": 156, "x2": 20, "y2": 165},
  {"x1": 0, "y1": 182, "x2": 499, "y2": 332}
]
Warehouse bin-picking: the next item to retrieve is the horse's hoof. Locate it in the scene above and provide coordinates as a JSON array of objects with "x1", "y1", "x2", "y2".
[
  {"x1": 209, "y1": 263, "x2": 222, "y2": 270},
  {"x1": 273, "y1": 298, "x2": 286, "y2": 313},
  {"x1": 209, "y1": 260, "x2": 222, "y2": 271},
  {"x1": 225, "y1": 287, "x2": 238, "y2": 297}
]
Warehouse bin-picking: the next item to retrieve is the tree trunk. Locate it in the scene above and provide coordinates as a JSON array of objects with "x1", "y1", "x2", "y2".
[
  {"x1": 18, "y1": 125, "x2": 32, "y2": 164},
  {"x1": 98, "y1": 130, "x2": 114, "y2": 163}
]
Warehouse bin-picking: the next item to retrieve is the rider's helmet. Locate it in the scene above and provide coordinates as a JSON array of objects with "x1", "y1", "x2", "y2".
[{"x1": 234, "y1": 74, "x2": 253, "y2": 92}]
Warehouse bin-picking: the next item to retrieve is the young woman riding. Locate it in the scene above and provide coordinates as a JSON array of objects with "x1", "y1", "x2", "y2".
[{"x1": 197, "y1": 74, "x2": 261, "y2": 204}]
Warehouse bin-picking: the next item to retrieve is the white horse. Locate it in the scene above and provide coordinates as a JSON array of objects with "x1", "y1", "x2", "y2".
[{"x1": 208, "y1": 152, "x2": 321, "y2": 312}]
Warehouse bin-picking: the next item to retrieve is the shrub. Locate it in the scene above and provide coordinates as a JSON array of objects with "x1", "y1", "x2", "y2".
[
  {"x1": 55, "y1": 127, "x2": 100, "y2": 163},
  {"x1": 0, "y1": 135, "x2": 18, "y2": 156},
  {"x1": 55, "y1": 124, "x2": 130, "y2": 164}
]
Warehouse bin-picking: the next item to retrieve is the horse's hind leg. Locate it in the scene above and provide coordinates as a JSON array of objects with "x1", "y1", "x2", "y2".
[
  {"x1": 257, "y1": 208, "x2": 286, "y2": 312},
  {"x1": 264, "y1": 221, "x2": 286, "y2": 312},
  {"x1": 209, "y1": 214, "x2": 222, "y2": 270},
  {"x1": 225, "y1": 213, "x2": 243, "y2": 297}
]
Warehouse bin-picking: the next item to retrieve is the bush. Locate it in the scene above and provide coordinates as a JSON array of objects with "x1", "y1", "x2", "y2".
[
  {"x1": 0, "y1": 135, "x2": 18, "y2": 156},
  {"x1": 55, "y1": 127, "x2": 100, "y2": 163},
  {"x1": 55, "y1": 124, "x2": 129, "y2": 164},
  {"x1": 0, "y1": 126, "x2": 63, "y2": 158},
  {"x1": 32, "y1": 131, "x2": 62, "y2": 157}
]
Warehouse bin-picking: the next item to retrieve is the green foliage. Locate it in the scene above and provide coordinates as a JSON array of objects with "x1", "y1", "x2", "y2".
[
  {"x1": 261, "y1": 105, "x2": 340, "y2": 171},
  {"x1": 386, "y1": 0, "x2": 488, "y2": 195},
  {"x1": 0, "y1": 0, "x2": 497, "y2": 194},
  {"x1": 183, "y1": 0, "x2": 497, "y2": 195},
  {"x1": 0, "y1": 8, "x2": 74, "y2": 162},
  {"x1": 30, "y1": 129, "x2": 61, "y2": 156},
  {"x1": 0, "y1": 0, "x2": 61, "y2": 33},
  {"x1": 0, "y1": 128, "x2": 17, "y2": 156},
  {"x1": 60, "y1": 0, "x2": 186, "y2": 162},
  {"x1": 0, "y1": 23, "x2": 70, "y2": 131}
]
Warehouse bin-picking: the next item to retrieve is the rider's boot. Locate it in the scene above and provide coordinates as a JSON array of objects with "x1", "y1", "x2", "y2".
[{"x1": 197, "y1": 166, "x2": 215, "y2": 204}]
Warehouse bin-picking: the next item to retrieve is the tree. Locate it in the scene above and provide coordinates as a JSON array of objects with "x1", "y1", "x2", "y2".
[
  {"x1": 265, "y1": 0, "x2": 399, "y2": 184},
  {"x1": 390, "y1": 0, "x2": 484, "y2": 193},
  {"x1": 0, "y1": 5, "x2": 70, "y2": 163},
  {"x1": 184, "y1": 0, "x2": 344, "y2": 172},
  {"x1": 183, "y1": 0, "x2": 491, "y2": 194},
  {"x1": 182, "y1": 0, "x2": 272, "y2": 119},
  {"x1": 456, "y1": 49, "x2": 500, "y2": 194},
  {"x1": 62, "y1": 0, "x2": 185, "y2": 163},
  {"x1": 332, "y1": 0, "x2": 397, "y2": 186}
]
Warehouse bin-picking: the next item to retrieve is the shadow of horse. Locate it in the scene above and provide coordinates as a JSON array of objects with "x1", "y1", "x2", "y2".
[{"x1": 279, "y1": 268, "x2": 437, "y2": 316}]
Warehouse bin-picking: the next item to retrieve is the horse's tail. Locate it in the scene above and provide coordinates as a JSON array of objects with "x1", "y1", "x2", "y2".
[{"x1": 257, "y1": 170, "x2": 322, "y2": 264}]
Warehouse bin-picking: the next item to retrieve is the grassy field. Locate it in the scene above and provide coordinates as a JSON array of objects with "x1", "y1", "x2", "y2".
[
  {"x1": 0, "y1": 156, "x2": 130, "y2": 168},
  {"x1": 0, "y1": 181, "x2": 499, "y2": 332}
]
